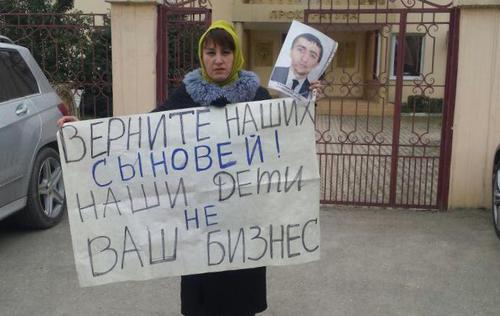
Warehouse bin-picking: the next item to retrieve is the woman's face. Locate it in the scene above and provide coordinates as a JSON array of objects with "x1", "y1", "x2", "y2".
[{"x1": 202, "y1": 41, "x2": 234, "y2": 83}]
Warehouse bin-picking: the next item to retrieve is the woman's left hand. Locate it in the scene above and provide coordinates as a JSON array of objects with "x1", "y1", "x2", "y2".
[{"x1": 309, "y1": 80, "x2": 326, "y2": 100}]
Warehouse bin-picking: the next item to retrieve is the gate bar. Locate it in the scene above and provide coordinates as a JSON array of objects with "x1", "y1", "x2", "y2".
[
  {"x1": 389, "y1": 12, "x2": 407, "y2": 205},
  {"x1": 156, "y1": 5, "x2": 167, "y2": 105},
  {"x1": 437, "y1": 7, "x2": 460, "y2": 211},
  {"x1": 305, "y1": 8, "x2": 453, "y2": 14}
]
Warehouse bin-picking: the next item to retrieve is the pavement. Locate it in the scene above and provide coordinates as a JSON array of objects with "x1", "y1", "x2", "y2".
[{"x1": 1, "y1": 206, "x2": 500, "y2": 316}]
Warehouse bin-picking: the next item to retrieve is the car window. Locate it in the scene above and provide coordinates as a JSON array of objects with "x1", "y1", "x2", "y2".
[
  {"x1": 0, "y1": 49, "x2": 39, "y2": 103},
  {"x1": 0, "y1": 51, "x2": 11, "y2": 103}
]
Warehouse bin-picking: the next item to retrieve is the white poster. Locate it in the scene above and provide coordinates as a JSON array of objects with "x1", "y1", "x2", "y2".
[
  {"x1": 268, "y1": 20, "x2": 337, "y2": 101},
  {"x1": 58, "y1": 98, "x2": 320, "y2": 287}
]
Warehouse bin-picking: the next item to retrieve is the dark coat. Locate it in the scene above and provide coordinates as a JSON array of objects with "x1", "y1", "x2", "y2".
[
  {"x1": 270, "y1": 66, "x2": 311, "y2": 98},
  {"x1": 154, "y1": 77, "x2": 271, "y2": 316}
]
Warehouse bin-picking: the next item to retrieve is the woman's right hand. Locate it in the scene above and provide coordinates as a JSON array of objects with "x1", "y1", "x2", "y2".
[
  {"x1": 309, "y1": 80, "x2": 326, "y2": 100},
  {"x1": 57, "y1": 116, "x2": 79, "y2": 128}
]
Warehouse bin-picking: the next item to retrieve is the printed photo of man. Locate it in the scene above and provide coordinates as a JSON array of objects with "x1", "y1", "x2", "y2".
[{"x1": 270, "y1": 33, "x2": 323, "y2": 98}]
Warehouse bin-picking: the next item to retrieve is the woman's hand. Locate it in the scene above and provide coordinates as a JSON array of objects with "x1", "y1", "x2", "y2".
[
  {"x1": 57, "y1": 116, "x2": 79, "y2": 128},
  {"x1": 309, "y1": 80, "x2": 326, "y2": 100}
]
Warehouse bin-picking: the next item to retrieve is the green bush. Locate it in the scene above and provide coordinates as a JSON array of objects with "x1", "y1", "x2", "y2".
[{"x1": 402, "y1": 95, "x2": 443, "y2": 114}]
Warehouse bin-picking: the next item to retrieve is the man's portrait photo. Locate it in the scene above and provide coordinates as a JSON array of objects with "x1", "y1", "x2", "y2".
[
  {"x1": 271, "y1": 33, "x2": 323, "y2": 98},
  {"x1": 268, "y1": 21, "x2": 337, "y2": 101}
]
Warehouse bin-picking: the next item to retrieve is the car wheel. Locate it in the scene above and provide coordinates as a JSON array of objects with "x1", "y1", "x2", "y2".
[
  {"x1": 15, "y1": 147, "x2": 66, "y2": 229},
  {"x1": 493, "y1": 160, "x2": 500, "y2": 239}
]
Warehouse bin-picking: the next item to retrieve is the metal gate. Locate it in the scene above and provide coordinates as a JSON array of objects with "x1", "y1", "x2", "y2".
[
  {"x1": 156, "y1": 1, "x2": 212, "y2": 104},
  {"x1": 0, "y1": 11, "x2": 112, "y2": 118},
  {"x1": 305, "y1": 0, "x2": 459, "y2": 210}
]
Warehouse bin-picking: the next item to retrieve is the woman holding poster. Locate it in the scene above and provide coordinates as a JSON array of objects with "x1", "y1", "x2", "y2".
[
  {"x1": 155, "y1": 20, "x2": 270, "y2": 316},
  {"x1": 154, "y1": 20, "x2": 271, "y2": 316},
  {"x1": 58, "y1": 20, "x2": 324, "y2": 316}
]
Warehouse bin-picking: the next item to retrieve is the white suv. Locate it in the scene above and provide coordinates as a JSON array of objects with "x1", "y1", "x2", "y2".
[{"x1": 0, "y1": 40, "x2": 66, "y2": 228}]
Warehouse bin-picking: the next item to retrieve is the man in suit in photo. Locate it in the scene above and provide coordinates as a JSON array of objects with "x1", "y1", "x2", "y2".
[{"x1": 271, "y1": 33, "x2": 323, "y2": 98}]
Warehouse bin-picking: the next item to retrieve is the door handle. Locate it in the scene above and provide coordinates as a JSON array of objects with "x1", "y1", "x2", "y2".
[{"x1": 15, "y1": 103, "x2": 28, "y2": 116}]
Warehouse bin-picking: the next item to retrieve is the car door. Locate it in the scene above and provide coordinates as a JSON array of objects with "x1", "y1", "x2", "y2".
[{"x1": 0, "y1": 48, "x2": 42, "y2": 209}]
